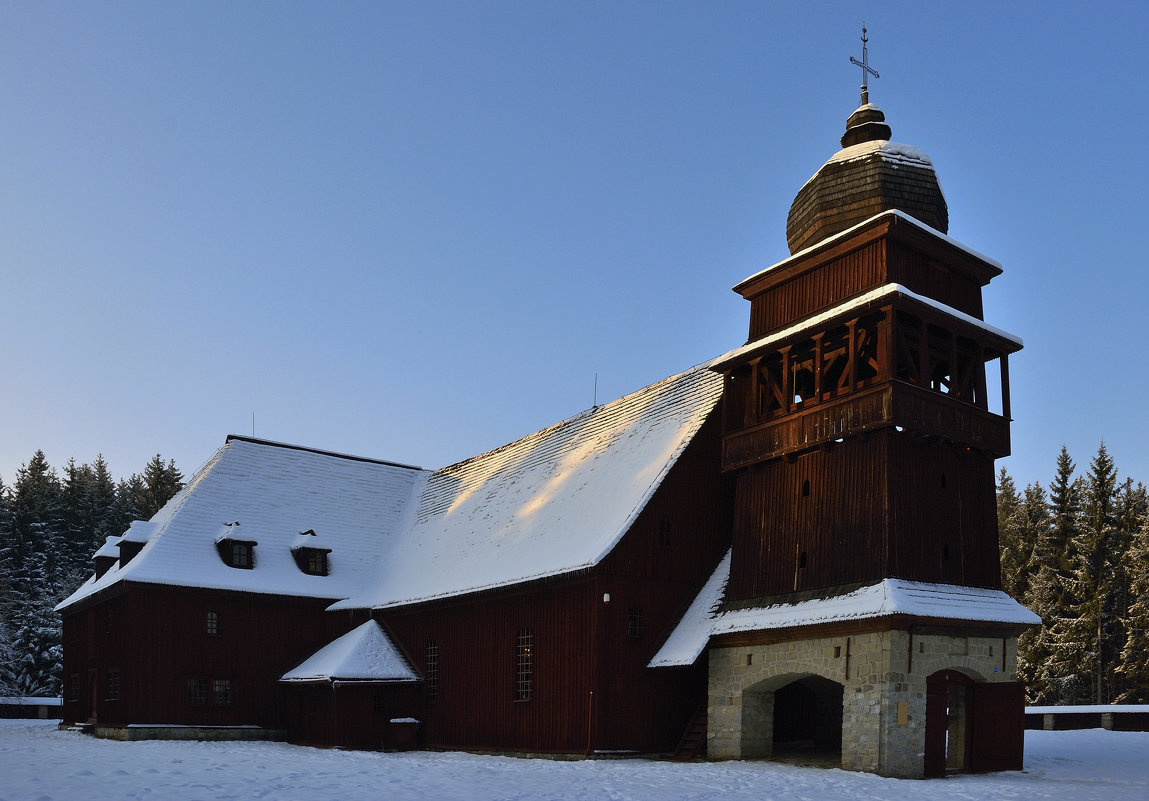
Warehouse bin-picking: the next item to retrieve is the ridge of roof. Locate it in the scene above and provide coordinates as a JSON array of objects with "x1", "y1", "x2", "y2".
[{"x1": 224, "y1": 435, "x2": 423, "y2": 471}]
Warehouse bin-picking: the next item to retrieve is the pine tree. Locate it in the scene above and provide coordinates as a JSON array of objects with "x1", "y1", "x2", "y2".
[
  {"x1": 997, "y1": 467, "x2": 1030, "y2": 600},
  {"x1": 60, "y1": 458, "x2": 97, "y2": 591},
  {"x1": 0, "y1": 476, "x2": 17, "y2": 696},
  {"x1": 1028, "y1": 448, "x2": 1089, "y2": 705},
  {"x1": 134, "y1": 455, "x2": 184, "y2": 520},
  {"x1": 6, "y1": 452, "x2": 65, "y2": 696},
  {"x1": 112, "y1": 474, "x2": 145, "y2": 535},
  {"x1": 1117, "y1": 517, "x2": 1149, "y2": 702},
  {"x1": 1067, "y1": 443, "x2": 1121, "y2": 704}
]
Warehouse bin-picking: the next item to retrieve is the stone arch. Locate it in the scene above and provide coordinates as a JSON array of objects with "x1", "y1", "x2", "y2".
[{"x1": 740, "y1": 671, "x2": 844, "y2": 763}]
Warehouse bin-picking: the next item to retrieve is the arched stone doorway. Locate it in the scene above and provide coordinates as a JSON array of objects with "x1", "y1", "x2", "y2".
[
  {"x1": 741, "y1": 673, "x2": 844, "y2": 765},
  {"x1": 925, "y1": 669, "x2": 975, "y2": 777}
]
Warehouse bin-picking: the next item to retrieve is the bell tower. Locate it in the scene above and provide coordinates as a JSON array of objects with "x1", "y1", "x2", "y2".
[
  {"x1": 702, "y1": 32, "x2": 1036, "y2": 778},
  {"x1": 714, "y1": 71, "x2": 1020, "y2": 605}
]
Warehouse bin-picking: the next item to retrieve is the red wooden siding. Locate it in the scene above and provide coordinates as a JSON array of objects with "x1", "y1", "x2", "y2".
[
  {"x1": 380, "y1": 414, "x2": 731, "y2": 755},
  {"x1": 744, "y1": 222, "x2": 992, "y2": 341},
  {"x1": 727, "y1": 428, "x2": 1001, "y2": 603},
  {"x1": 62, "y1": 586, "x2": 350, "y2": 730}
]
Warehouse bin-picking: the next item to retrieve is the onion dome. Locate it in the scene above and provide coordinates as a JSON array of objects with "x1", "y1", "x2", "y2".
[{"x1": 785, "y1": 102, "x2": 949, "y2": 255}]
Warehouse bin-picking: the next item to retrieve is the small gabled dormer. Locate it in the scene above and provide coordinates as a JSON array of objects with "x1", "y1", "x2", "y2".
[
  {"x1": 215, "y1": 521, "x2": 257, "y2": 570},
  {"x1": 117, "y1": 520, "x2": 157, "y2": 566},
  {"x1": 291, "y1": 529, "x2": 331, "y2": 577},
  {"x1": 93, "y1": 536, "x2": 121, "y2": 579}
]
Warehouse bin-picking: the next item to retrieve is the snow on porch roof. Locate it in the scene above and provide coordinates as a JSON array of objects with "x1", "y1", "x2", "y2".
[
  {"x1": 333, "y1": 363, "x2": 724, "y2": 611},
  {"x1": 649, "y1": 555, "x2": 1041, "y2": 667},
  {"x1": 280, "y1": 620, "x2": 417, "y2": 683},
  {"x1": 56, "y1": 438, "x2": 428, "y2": 611}
]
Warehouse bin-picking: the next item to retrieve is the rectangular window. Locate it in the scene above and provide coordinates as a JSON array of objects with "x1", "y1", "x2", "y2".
[
  {"x1": 627, "y1": 607, "x2": 643, "y2": 639},
  {"x1": 212, "y1": 679, "x2": 233, "y2": 706},
  {"x1": 205, "y1": 611, "x2": 220, "y2": 637},
  {"x1": 106, "y1": 669, "x2": 121, "y2": 701},
  {"x1": 425, "y1": 640, "x2": 439, "y2": 704},
  {"x1": 305, "y1": 550, "x2": 328, "y2": 576},
  {"x1": 231, "y1": 542, "x2": 251, "y2": 568},
  {"x1": 657, "y1": 520, "x2": 672, "y2": 547},
  {"x1": 187, "y1": 678, "x2": 209, "y2": 707},
  {"x1": 514, "y1": 629, "x2": 532, "y2": 702},
  {"x1": 68, "y1": 673, "x2": 80, "y2": 703}
]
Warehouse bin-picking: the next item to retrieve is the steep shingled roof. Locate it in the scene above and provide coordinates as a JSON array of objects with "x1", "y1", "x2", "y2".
[
  {"x1": 333, "y1": 364, "x2": 723, "y2": 610},
  {"x1": 56, "y1": 439, "x2": 427, "y2": 610},
  {"x1": 59, "y1": 364, "x2": 723, "y2": 614}
]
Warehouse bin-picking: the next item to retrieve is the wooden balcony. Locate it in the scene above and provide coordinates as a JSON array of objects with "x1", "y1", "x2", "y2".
[{"x1": 721, "y1": 381, "x2": 1011, "y2": 471}]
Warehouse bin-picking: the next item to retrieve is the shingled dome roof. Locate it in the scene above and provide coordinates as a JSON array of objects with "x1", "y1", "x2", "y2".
[{"x1": 785, "y1": 102, "x2": 948, "y2": 254}]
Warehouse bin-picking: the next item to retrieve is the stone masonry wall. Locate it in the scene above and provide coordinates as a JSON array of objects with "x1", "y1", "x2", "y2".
[{"x1": 707, "y1": 629, "x2": 1019, "y2": 778}]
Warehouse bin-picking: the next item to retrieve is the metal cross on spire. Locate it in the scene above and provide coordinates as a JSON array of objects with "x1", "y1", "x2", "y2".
[{"x1": 849, "y1": 24, "x2": 879, "y2": 105}]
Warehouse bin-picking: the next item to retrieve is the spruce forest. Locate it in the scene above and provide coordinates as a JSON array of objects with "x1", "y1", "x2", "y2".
[
  {"x1": 999, "y1": 442, "x2": 1149, "y2": 705},
  {"x1": 1, "y1": 443, "x2": 1147, "y2": 706},
  {"x1": 0, "y1": 452, "x2": 183, "y2": 697}
]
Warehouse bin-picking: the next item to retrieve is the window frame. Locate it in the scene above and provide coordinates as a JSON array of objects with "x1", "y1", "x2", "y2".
[{"x1": 514, "y1": 629, "x2": 533, "y2": 703}]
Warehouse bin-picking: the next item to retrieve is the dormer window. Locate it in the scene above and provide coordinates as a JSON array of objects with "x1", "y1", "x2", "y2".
[
  {"x1": 305, "y1": 550, "x2": 328, "y2": 575},
  {"x1": 230, "y1": 541, "x2": 253, "y2": 568},
  {"x1": 291, "y1": 529, "x2": 331, "y2": 576},
  {"x1": 215, "y1": 521, "x2": 257, "y2": 570}
]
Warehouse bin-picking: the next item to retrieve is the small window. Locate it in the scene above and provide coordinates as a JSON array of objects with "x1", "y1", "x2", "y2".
[
  {"x1": 799, "y1": 551, "x2": 808, "y2": 569},
  {"x1": 231, "y1": 542, "x2": 252, "y2": 569},
  {"x1": 206, "y1": 611, "x2": 220, "y2": 637},
  {"x1": 627, "y1": 608, "x2": 643, "y2": 639},
  {"x1": 187, "y1": 679, "x2": 209, "y2": 707},
  {"x1": 425, "y1": 640, "x2": 439, "y2": 704},
  {"x1": 941, "y1": 471, "x2": 947, "y2": 489},
  {"x1": 306, "y1": 550, "x2": 327, "y2": 575},
  {"x1": 105, "y1": 609, "x2": 112, "y2": 634},
  {"x1": 106, "y1": 669, "x2": 121, "y2": 701},
  {"x1": 212, "y1": 679, "x2": 233, "y2": 706},
  {"x1": 515, "y1": 629, "x2": 533, "y2": 702},
  {"x1": 68, "y1": 674, "x2": 80, "y2": 703},
  {"x1": 657, "y1": 520, "x2": 672, "y2": 547},
  {"x1": 801, "y1": 479, "x2": 811, "y2": 497},
  {"x1": 942, "y1": 544, "x2": 951, "y2": 561}
]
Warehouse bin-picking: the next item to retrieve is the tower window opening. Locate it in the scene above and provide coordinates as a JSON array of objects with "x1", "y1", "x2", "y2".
[
  {"x1": 799, "y1": 551, "x2": 808, "y2": 569},
  {"x1": 801, "y1": 479, "x2": 810, "y2": 497}
]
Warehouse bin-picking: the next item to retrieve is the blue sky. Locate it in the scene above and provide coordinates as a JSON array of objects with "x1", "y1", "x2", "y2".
[{"x1": 1, "y1": 1, "x2": 1146, "y2": 492}]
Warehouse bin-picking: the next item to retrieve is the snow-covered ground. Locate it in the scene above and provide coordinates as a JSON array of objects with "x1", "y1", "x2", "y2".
[{"x1": 1, "y1": 720, "x2": 1146, "y2": 801}]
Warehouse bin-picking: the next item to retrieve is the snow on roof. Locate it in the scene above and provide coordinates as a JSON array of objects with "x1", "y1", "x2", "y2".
[
  {"x1": 120, "y1": 520, "x2": 158, "y2": 544},
  {"x1": 710, "y1": 281, "x2": 1022, "y2": 370},
  {"x1": 280, "y1": 620, "x2": 417, "y2": 683},
  {"x1": 647, "y1": 550, "x2": 730, "y2": 668},
  {"x1": 333, "y1": 364, "x2": 724, "y2": 611},
  {"x1": 737, "y1": 209, "x2": 1003, "y2": 290},
  {"x1": 93, "y1": 536, "x2": 121, "y2": 559},
  {"x1": 650, "y1": 556, "x2": 1040, "y2": 667},
  {"x1": 56, "y1": 438, "x2": 428, "y2": 611}
]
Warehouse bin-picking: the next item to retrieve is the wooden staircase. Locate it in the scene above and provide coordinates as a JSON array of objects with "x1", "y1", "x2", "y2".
[{"x1": 670, "y1": 702, "x2": 707, "y2": 761}]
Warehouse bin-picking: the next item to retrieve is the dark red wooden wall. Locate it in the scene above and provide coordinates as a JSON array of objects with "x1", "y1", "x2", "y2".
[
  {"x1": 380, "y1": 413, "x2": 731, "y2": 755},
  {"x1": 727, "y1": 428, "x2": 1001, "y2": 603},
  {"x1": 62, "y1": 586, "x2": 351, "y2": 730}
]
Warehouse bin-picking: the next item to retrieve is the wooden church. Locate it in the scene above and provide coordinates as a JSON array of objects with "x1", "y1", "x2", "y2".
[{"x1": 56, "y1": 56, "x2": 1038, "y2": 778}]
